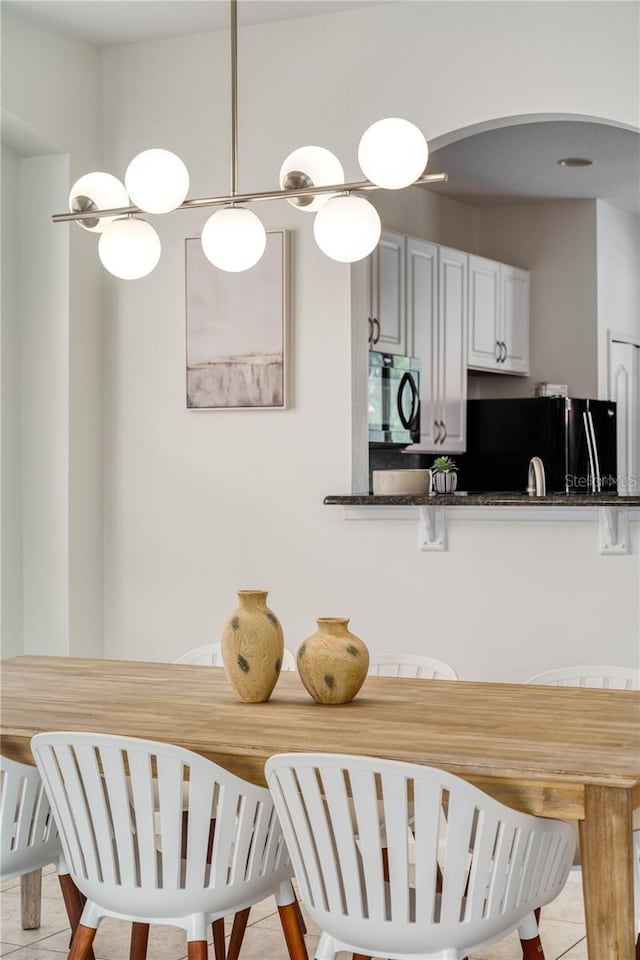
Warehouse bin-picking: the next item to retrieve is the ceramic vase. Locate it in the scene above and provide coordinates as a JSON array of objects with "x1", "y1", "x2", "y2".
[
  {"x1": 433, "y1": 472, "x2": 458, "y2": 494},
  {"x1": 297, "y1": 617, "x2": 369, "y2": 705},
  {"x1": 221, "y1": 590, "x2": 284, "y2": 703}
]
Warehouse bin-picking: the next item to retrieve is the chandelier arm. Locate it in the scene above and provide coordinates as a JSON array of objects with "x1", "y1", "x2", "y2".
[
  {"x1": 52, "y1": 173, "x2": 448, "y2": 223},
  {"x1": 230, "y1": 0, "x2": 238, "y2": 197}
]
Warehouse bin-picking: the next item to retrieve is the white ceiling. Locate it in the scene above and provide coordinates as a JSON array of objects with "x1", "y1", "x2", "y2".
[
  {"x1": 4, "y1": 6, "x2": 638, "y2": 214},
  {"x1": 427, "y1": 119, "x2": 640, "y2": 215},
  {"x1": 2, "y1": 0, "x2": 388, "y2": 46}
]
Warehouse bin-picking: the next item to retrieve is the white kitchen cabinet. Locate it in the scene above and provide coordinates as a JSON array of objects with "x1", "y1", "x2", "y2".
[
  {"x1": 467, "y1": 257, "x2": 529, "y2": 375},
  {"x1": 368, "y1": 230, "x2": 406, "y2": 354},
  {"x1": 468, "y1": 255, "x2": 500, "y2": 368},
  {"x1": 412, "y1": 242, "x2": 468, "y2": 453},
  {"x1": 437, "y1": 247, "x2": 468, "y2": 451},
  {"x1": 500, "y1": 265, "x2": 529, "y2": 373},
  {"x1": 407, "y1": 237, "x2": 438, "y2": 447}
]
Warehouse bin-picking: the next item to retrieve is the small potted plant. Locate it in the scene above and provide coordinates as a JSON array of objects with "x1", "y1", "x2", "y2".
[{"x1": 431, "y1": 455, "x2": 458, "y2": 494}]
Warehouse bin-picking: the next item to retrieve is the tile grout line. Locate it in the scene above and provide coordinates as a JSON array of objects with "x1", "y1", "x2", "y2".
[{"x1": 554, "y1": 934, "x2": 588, "y2": 960}]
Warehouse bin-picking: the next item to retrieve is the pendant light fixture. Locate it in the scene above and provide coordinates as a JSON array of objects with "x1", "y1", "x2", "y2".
[{"x1": 57, "y1": 0, "x2": 447, "y2": 278}]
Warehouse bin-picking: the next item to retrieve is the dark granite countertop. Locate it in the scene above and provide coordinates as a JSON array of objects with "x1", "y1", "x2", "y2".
[{"x1": 324, "y1": 492, "x2": 640, "y2": 507}]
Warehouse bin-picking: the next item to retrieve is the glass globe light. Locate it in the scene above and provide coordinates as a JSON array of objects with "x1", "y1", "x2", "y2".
[
  {"x1": 313, "y1": 195, "x2": 381, "y2": 263},
  {"x1": 98, "y1": 218, "x2": 161, "y2": 279},
  {"x1": 279, "y1": 145, "x2": 344, "y2": 212},
  {"x1": 201, "y1": 207, "x2": 266, "y2": 272},
  {"x1": 358, "y1": 118, "x2": 429, "y2": 189},
  {"x1": 68, "y1": 172, "x2": 129, "y2": 233},
  {"x1": 125, "y1": 149, "x2": 190, "y2": 214}
]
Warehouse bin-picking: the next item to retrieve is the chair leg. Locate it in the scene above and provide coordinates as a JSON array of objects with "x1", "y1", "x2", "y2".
[
  {"x1": 58, "y1": 874, "x2": 84, "y2": 931},
  {"x1": 278, "y1": 900, "x2": 308, "y2": 960},
  {"x1": 129, "y1": 923, "x2": 150, "y2": 960},
  {"x1": 58, "y1": 874, "x2": 95, "y2": 960},
  {"x1": 291, "y1": 889, "x2": 307, "y2": 936},
  {"x1": 211, "y1": 919, "x2": 225, "y2": 960},
  {"x1": 226, "y1": 908, "x2": 251, "y2": 960},
  {"x1": 69, "y1": 924, "x2": 98, "y2": 960},
  {"x1": 188, "y1": 941, "x2": 208, "y2": 960},
  {"x1": 20, "y1": 869, "x2": 42, "y2": 929},
  {"x1": 520, "y1": 933, "x2": 545, "y2": 960}
]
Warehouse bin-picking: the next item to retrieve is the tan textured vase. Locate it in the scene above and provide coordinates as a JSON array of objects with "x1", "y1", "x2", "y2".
[
  {"x1": 297, "y1": 617, "x2": 369, "y2": 704},
  {"x1": 221, "y1": 590, "x2": 284, "y2": 703}
]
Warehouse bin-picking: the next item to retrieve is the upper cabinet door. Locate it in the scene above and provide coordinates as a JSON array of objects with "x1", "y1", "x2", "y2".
[
  {"x1": 369, "y1": 230, "x2": 407, "y2": 354},
  {"x1": 468, "y1": 255, "x2": 501, "y2": 371},
  {"x1": 608, "y1": 339, "x2": 639, "y2": 494},
  {"x1": 407, "y1": 237, "x2": 438, "y2": 449},
  {"x1": 500, "y1": 265, "x2": 530, "y2": 374},
  {"x1": 438, "y1": 247, "x2": 468, "y2": 452}
]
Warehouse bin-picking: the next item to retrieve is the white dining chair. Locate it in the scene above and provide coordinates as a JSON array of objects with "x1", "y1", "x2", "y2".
[
  {"x1": 525, "y1": 664, "x2": 639, "y2": 690},
  {"x1": 266, "y1": 752, "x2": 576, "y2": 960},
  {"x1": 174, "y1": 641, "x2": 297, "y2": 671},
  {"x1": 1, "y1": 755, "x2": 88, "y2": 942},
  {"x1": 173, "y1": 641, "x2": 299, "y2": 956},
  {"x1": 368, "y1": 654, "x2": 458, "y2": 862},
  {"x1": 368, "y1": 653, "x2": 458, "y2": 680},
  {"x1": 31, "y1": 732, "x2": 308, "y2": 960},
  {"x1": 525, "y1": 663, "x2": 640, "y2": 948}
]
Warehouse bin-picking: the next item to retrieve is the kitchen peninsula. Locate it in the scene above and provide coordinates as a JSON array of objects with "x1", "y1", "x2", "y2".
[
  {"x1": 325, "y1": 492, "x2": 640, "y2": 507},
  {"x1": 324, "y1": 492, "x2": 640, "y2": 554}
]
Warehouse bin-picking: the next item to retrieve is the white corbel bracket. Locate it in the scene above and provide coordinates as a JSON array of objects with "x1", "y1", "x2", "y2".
[
  {"x1": 419, "y1": 506, "x2": 447, "y2": 552},
  {"x1": 599, "y1": 508, "x2": 629, "y2": 555}
]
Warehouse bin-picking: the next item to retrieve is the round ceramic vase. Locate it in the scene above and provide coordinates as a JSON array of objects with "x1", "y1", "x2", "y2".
[
  {"x1": 297, "y1": 617, "x2": 369, "y2": 705},
  {"x1": 221, "y1": 590, "x2": 284, "y2": 703},
  {"x1": 433, "y1": 472, "x2": 458, "y2": 494}
]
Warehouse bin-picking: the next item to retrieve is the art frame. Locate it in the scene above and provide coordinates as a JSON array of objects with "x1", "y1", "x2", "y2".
[{"x1": 185, "y1": 229, "x2": 290, "y2": 410}]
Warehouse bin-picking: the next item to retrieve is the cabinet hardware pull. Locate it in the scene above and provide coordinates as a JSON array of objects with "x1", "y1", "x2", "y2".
[
  {"x1": 372, "y1": 318, "x2": 380, "y2": 344},
  {"x1": 495, "y1": 340, "x2": 501, "y2": 362},
  {"x1": 500, "y1": 341, "x2": 507, "y2": 363},
  {"x1": 368, "y1": 317, "x2": 373, "y2": 344},
  {"x1": 441, "y1": 420, "x2": 447, "y2": 443},
  {"x1": 434, "y1": 420, "x2": 441, "y2": 444}
]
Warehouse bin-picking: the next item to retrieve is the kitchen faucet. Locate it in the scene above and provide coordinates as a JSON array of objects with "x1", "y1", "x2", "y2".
[{"x1": 527, "y1": 456, "x2": 546, "y2": 496}]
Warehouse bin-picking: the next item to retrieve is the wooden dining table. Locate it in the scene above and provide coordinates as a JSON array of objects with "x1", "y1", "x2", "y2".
[{"x1": 1, "y1": 655, "x2": 639, "y2": 959}]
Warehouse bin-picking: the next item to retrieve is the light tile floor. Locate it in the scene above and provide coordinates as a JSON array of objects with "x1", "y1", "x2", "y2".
[{"x1": 0, "y1": 867, "x2": 587, "y2": 960}]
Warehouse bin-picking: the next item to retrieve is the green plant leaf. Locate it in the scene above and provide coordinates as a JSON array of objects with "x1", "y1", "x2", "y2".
[{"x1": 431, "y1": 455, "x2": 458, "y2": 474}]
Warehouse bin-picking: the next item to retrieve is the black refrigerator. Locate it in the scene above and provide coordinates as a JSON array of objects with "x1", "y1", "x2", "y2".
[{"x1": 463, "y1": 398, "x2": 617, "y2": 494}]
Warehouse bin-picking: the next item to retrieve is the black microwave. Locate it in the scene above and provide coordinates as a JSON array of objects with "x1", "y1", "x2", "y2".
[{"x1": 368, "y1": 352, "x2": 421, "y2": 446}]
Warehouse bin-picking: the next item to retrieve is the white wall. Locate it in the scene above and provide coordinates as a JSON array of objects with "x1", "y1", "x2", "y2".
[
  {"x1": 1, "y1": 11, "x2": 104, "y2": 656},
  {"x1": 1, "y1": 145, "x2": 23, "y2": 657},
  {"x1": 473, "y1": 199, "x2": 598, "y2": 399},
  {"x1": 99, "y1": 1, "x2": 639, "y2": 678},
  {"x1": 596, "y1": 200, "x2": 640, "y2": 395},
  {"x1": 373, "y1": 186, "x2": 480, "y2": 253},
  {"x1": 19, "y1": 156, "x2": 71, "y2": 655}
]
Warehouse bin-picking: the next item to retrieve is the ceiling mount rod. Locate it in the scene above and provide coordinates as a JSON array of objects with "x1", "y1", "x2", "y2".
[
  {"x1": 51, "y1": 172, "x2": 448, "y2": 223},
  {"x1": 230, "y1": 0, "x2": 238, "y2": 198}
]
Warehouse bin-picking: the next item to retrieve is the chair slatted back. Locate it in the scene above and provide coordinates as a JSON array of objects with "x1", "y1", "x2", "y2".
[
  {"x1": 368, "y1": 654, "x2": 458, "y2": 680},
  {"x1": 32, "y1": 733, "x2": 290, "y2": 899},
  {"x1": 0, "y1": 755, "x2": 60, "y2": 882},
  {"x1": 174, "y1": 643, "x2": 296, "y2": 671},
  {"x1": 266, "y1": 753, "x2": 575, "y2": 954},
  {"x1": 525, "y1": 665, "x2": 639, "y2": 690}
]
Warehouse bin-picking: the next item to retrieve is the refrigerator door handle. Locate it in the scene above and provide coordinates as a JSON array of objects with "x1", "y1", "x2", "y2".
[
  {"x1": 582, "y1": 411, "x2": 597, "y2": 493},
  {"x1": 586, "y1": 410, "x2": 602, "y2": 493}
]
